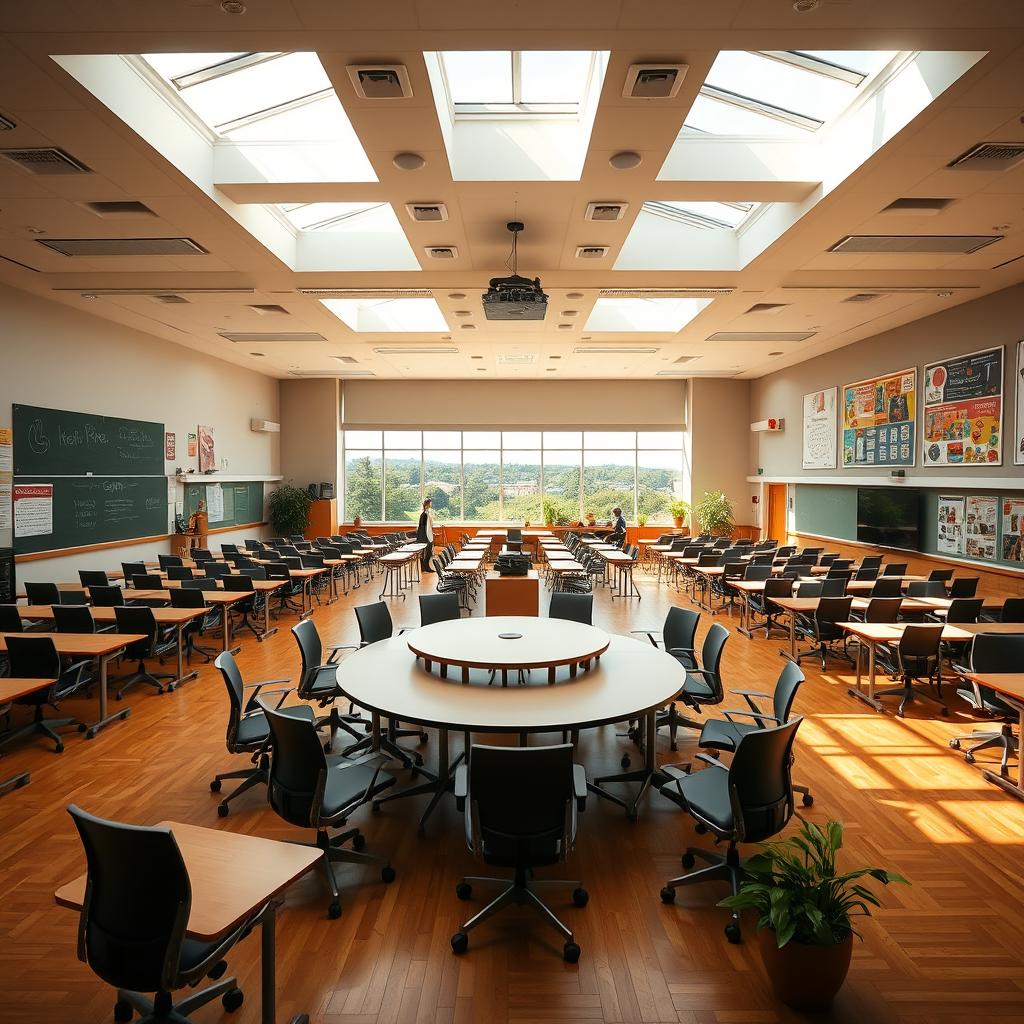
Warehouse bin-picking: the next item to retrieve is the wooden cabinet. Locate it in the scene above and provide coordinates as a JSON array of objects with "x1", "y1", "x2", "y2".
[
  {"x1": 304, "y1": 499, "x2": 337, "y2": 541},
  {"x1": 485, "y1": 570, "x2": 540, "y2": 616}
]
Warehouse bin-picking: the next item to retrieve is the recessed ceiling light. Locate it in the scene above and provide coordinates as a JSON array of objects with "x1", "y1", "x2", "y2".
[
  {"x1": 561, "y1": 310, "x2": 579, "y2": 317},
  {"x1": 393, "y1": 152, "x2": 425, "y2": 170},
  {"x1": 461, "y1": 324, "x2": 476, "y2": 330},
  {"x1": 453, "y1": 310, "x2": 472, "y2": 317},
  {"x1": 471, "y1": 355, "x2": 484, "y2": 359},
  {"x1": 549, "y1": 355, "x2": 562, "y2": 359},
  {"x1": 448, "y1": 292, "x2": 466, "y2": 299},
  {"x1": 566, "y1": 292, "x2": 584, "y2": 300},
  {"x1": 937, "y1": 290, "x2": 953, "y2": 297},
  {"x1": 81, "y1": 293, "x2": 97, "y2": 300},
  {"x1": 424, "y1": 246, "x2": 458, "y2": 259},
  {"x1": 768, "y1": 351, "x2": 783, "y2": 356},
  {"x1": 249, "y1": 351, "x2": 264, "y2": 357},
  {"x1": 26, "y1": 226, "x2": 46, "y2": 234},
  {"x1": 609, "y1": 151, "x2": 642, "y2": 170},
  {"x1": 546, "y1": 368, "x2": 557, "y2": 372},
  {"x1": 220, "y1": 0, "x2": 246, "y2": 12},
  {"x1": 477, "y1": 368, "x2": 486, "y2": 371},
  {"x1": 558, "y1": 324, "x2": 572, "y2": 330}
]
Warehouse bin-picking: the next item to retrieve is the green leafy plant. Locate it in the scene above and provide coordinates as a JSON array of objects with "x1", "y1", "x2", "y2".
[
  {"x1": 694, "y1": 489, "x2": 734, "y2": 536},
  {"x1": 637, "y1": 513, "x2": 648, "y2": 527},
  {"x1": 668, "y1": 499, "x2": 690, "y2": 523},
  {"x1": 267, "y1": 483, "x2": 313, "y2": 536},
  {"x1": 542, "y1": 498, "x2": 558, "y2": 525},
  {"x1": 720, "y1": 819, "x2": 907, "y2": 948}
]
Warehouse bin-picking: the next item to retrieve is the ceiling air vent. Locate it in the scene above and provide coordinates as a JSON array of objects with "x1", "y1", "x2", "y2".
[
  {"x1": 623, "y1": 64, "x2": 688, "y2": 99},
  {"x1": 151, "y1": 294, "x2": 189, "y2": 304},
  {"x1": 497, "y1": 354, "x2": 536, "y2": 365},
  {"x1": 576, "y1": 245, "x2": 609, "y2": 259},
  {"x1": 947, "y1": 142, "x2": 1024, "y2": 171},
  {"x1": 78, "y1": 200, "x2": 156, "y2": 219},
  {"x1": 674, "y1": 355, "x2": 698, "y2": 364},
  {"x1": 249, "y1": 304, "x2": 289, "y2": 316},
  {"x1": 0, "y1": 147, "x2": 90, "y2": 175},
  {"x1": 38, "y1": 237, "x2": 207, "y2": 257},
  {"x1": 880, "y1": 197, "x2": 954, "y2": 217},
  {"x1": 333, "y1": 355, "x2": 359, "y2": 363},
  {"x1": 585, "y1": 202, "x2": 628, "y2": 222},
  {"x1": 219, "y1": 332, "x2": 326, "y2": 344},
  {"x1": 745, "y1": 303, "x2": 788, "y2": 315},
  {"x1": 599, "y1": 287, "x2": 734, "y2": 297},
  {"x1": 405, "y1": 202, "x2": 448, "y2": 222},
  {"x1": 828, "y1": 235, "x2": 1001, "y2": 255},
  {"x1": 843, "y1": 292, "x2": 881, "y2": 303},
  {"x1": 289, "y1": 370, "x2": 376, "y2": 377},
  {"x1": 0, "y1": 113, "x2": 16, "y2": 130},
  {"x1": 347, "y1": 65, "x2": 413, "y2": 99},
  {"x1": 425, "y1": 246, "x2": 458, "y2": 259},
  {"x1": 706, "y1": 331, "x2": 816, "y2": 343},
  {"x1": 658, "y1": 369, "x2": 737, "y2": 377},
  {"x1": 575, "y1": 346, "x2": 659, "y2": 354},
  {"x1": 297, "y1": 287, "x2": 434, "y2": 297}
]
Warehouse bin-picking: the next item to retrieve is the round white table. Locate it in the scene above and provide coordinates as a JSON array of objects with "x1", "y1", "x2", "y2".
[{"x1": 335, "y1": 630, "x2": 685, "y2": 828}]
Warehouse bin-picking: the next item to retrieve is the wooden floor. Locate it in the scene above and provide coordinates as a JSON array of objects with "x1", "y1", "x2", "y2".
[{"x1": 3, "y1": 566, "x2": 1024, "y2": 1024}]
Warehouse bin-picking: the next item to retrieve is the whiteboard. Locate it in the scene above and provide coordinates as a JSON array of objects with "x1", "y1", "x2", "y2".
[{"x1": 802, "y1": 387, "x2": 837, "y2": 469}]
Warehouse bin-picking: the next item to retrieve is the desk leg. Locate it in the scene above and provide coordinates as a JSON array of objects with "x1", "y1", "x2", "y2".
[
  {"x1": 221, "y1": 605, "x2": 241, "y2": 656},
  {"x1": 300, "y1": 577, "x2": 314, "y2": 620},
  {"x1": 982, "y1": 700, "x2": 1024, "y2": 800},
  {"x1": 779, "y1": 612, "x2": 797, "y2": 663},
  {"x1": 167, "y1": 621, "x2": 199, "y2": 691},
  {"x1": 258, "y1": 902, "x2": 309, "y2": 1024},
  {"x1": 259, "y1": 591, "x2": 279, "y2": 642},
  {"x1": 0, "y1": 771, "x2": 30, "y2": 797},
  {"x1": 86, "y1": 653, "x2": 131, "y2": 738},
  {"x1": 738, "y1": 593, "x2": 753, "y2": 639},
  {"x1": 847, "y1": 639, "x2": 883, "y2": 712},
  {"x1": 327, "y1": 569, "x2": 338, "y2": 606}
]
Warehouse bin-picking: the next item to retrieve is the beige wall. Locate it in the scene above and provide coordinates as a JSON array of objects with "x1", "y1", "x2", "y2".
[
  {"x1": 688, "y1": 378, "x2": 753, "y2": 526},
  {"x1": 279, "y1": 378, "x2": 340, "y2": 491},
  {"x1": 0, "y1": 283, "x2": 280, "y2": 583}
]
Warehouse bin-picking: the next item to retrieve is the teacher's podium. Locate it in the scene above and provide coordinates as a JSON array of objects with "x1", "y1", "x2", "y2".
[{"x1": 485, "y1": 569, "x2": 540, "y2": 616}]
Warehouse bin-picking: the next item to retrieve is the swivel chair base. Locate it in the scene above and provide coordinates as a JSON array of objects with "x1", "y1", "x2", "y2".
[
  {"x1": 660, "y1": 842, "x2": 744, "y2": 943},
  {"x1": 112, "y1": 972, "x2": 241, "y2": 1024}
]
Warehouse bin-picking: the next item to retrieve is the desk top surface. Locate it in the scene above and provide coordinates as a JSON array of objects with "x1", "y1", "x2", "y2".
[
  {"x1": 0, "y1": 632, "x2": 145, "y2": 654},
  {"x1": 0, "y1": 677, "x2": 57, "y2": 702},
  {"x1": 964, "y1": 673, "x2": 1024, "y2": 702}
]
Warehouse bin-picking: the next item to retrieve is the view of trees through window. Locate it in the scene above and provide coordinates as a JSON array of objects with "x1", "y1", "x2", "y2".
[{"x1": 342, "y1": 431, "x2": 687, "y2": 524}]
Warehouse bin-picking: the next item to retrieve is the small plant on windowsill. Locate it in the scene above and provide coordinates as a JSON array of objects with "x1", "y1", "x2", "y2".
[
  {"x1": 668, "y1": 499, "x2": 690, "y2": 530},
  {"x1": 267, "y1": 483, "x2": 313, "y2": 537},
  {"x1": 542, "y1": 498, "x2": 558, "y2": 527},
  {"x1": 637, "y1": 514, "x2": 648, "y2": 528}
]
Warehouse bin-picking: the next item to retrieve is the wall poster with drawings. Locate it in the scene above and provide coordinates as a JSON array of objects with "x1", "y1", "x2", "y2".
[
  {"x1": 802, "y1": 387, "x2": 837, "y2": 469},
  {"x1": 842, "y1": 367, "x2": 916, "y2": 467},
  {"x1": 1016, "y1": 340, "x2": 1024, "y2": 466},
  {"x1": 936, "y1": 495, "x2": 965, "y2": 556},
  {"x1": 1003, "y1": 497, "x2": 1024, "y2": 563},
  {"x1": 964, "y1": 494, "x2": 998, "y2": 561}
]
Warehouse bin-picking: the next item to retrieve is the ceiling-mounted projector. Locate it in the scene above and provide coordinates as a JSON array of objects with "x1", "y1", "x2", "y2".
[{"x1": 482, "y1": 221, "x2": 548, "y2": 321}]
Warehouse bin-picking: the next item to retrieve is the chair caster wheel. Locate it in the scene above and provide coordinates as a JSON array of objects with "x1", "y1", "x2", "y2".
[
  {"x1": 801, "y1": 793, "x2": 814, "y2": 808},
  {"x1": 572, "y1": 888, "x2": 589, "y2": 908},
  {"x1": 372, "y1": 802, "x2": 382, "y2": 813},
  {"x1": 563, "y1": 942, "x2": 581, "y2": 963},
  {"x1": 694, "y1": 823, "x2": 707, "y2": 835},
  {"x1": 210, "y1": 779, "x2": 222, "y2": 793},
  {"x1": 208, "y1": 960, "x2": 228, "y2": 980},
  {"x1": 54, "y1": 742, "x2": 64, "y2": 754},
  {"x1": 725, "y1": 922, "x2": 742, "y2": 944},
  {"x1": 414, "y1": 753, "x2": 424, "y2": 767},
  {"x1": 660, "y1": 887, "x2": 676, "y2": 904},
  {"x1": 328, "y1": 901, "x2": 342, "y2": 919},
  {"x1": 948, "y1": 738, "x2": 960, "y2": 749},
  {"x1": 456, "y1": 881, "x2": 472, "y2": 900},
  {"x1": 964, "y1": 752, "x2": 976, "y2": 764},
  {"x1": 451, "y1": 931, "x2": 469, "y2": 954},
  {"x1": 941, "y1": 707, "x2": 949, "y2": 716},
  {"x1": 352, "y1": 833, "x2": 366, "y2": 851},
  {"x1": 222, "y1": 988, "x2": 244, "y2": 1012},
  {"x1": 217, "y1": 803, "x2": 229, "y2": 818},
  {"x1": 77, "y1": 723, "x2": 87, "y2": 732},
  {"x1": 682, "y1": 851, "x2": 696, "y2": 869},
  {"x1": 620, "y1": 755, "x2": 631, "y2": 769},
  {"x1": 114, "y1": 999, "x2": 133, "y2": 1022},
  {"x1": 381, "y1": 865, "x2": 396, "y2": 883}
]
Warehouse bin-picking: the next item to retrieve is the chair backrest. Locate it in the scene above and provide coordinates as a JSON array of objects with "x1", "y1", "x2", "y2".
[
  {"x1": 818, "y1": 553, "x2": 837, "y2": 567},
  {"x1": 214, "y1": 651, "x2": 246, "y2": 748},
  {"x1": 132, "y1": 574, "x2": 164, "y2": 591},
  {"x1": 60, "y1": 589, "x2": 90, "y2": 605},
  {"x1": 800, "y1": 547, "x2": 822, "y2": 558},
  {"x1": 221, "y1": 544, "x2": 239, "y2": 555},
  {"x1": 864, "y1": 597, "x2": 903, "y2": 623},
  {"x1": 282, "y1": 557, "x2": 302, "y2": 570},
  {"x1": 166, "y1": 566, "x2": 194, "y2": 581},
  {"x1": 751, "y1": 553, "x2": 776, "y2": 566},
  {"x1": 245, "y1": 539, "x2": 264, "y2": 552},
  {"x1": 818, "y1": 577, "x2": 847, "y2": 597},
  {"x1": 897, "y1": 624, "x2": 943, "y2": 671},
  {"x1": 78, "y1": 570, "x2": 109, "y2": 587},
  {"x1": 727, "y1": 718, "x2": 803, "y2": 843},
  {"x1": 467, "y1": 743, "x2": 574, "y2": 847},
  {"x1": 0, "y1": 604, "x2": 24, "y2": 632},
  {"x1": 928, "y1": 569, "x2": 954, "y2": 583},
  {"x1": 825, "y1": 567, "x2": 851, "y2": 580},
  {"x1": 203, "y1": 562, "x2": 230, "y2": 579},
  {"x1": 300, "y1": 554, "x2": 324, "y2": 568},
  {"x1": 88, "y1": 584, "x2": 124, "y2": 607},
  {"x1": 697, "y1": 553, "x2": 722, "y2": 567},
  {"x1": 548, "y1": 592, "x2": 593, "y2": 625},
  {"x1": 1000, "y1": 597, "x2": 1024, "y2": 623},
  {"x1": 157, "y1": 554, "x2": 182, "y2": 569},
  {"x1": 222, "y1": 574, "x2": 254, "y2": 592},
  {"x1": 907, "y1": 581, "x2": 946, "y2": 598},
  {"x1": 815, "y1": 596, "x2": 854, "y2": 626},
  {"x1": 169, "y1": 588, "x2": 207, "y2": 608},
  {"x1": 949, "y1": 576, "x2": 979, "y2": 598},
  {"x1": 238, "y1": 566, "x2": 268, "y2": 580},
  {"x1": 52, "y1": 604, "x2": 95, "y2": 633},
  {"x1": 776, "y1": 546, "x2": 796, "y2": 558},
  {"x1": 946, "y1": 598, "x2": 983, "y2": 624},
  {"x1": 354, "y1": 602, "x2": 394, "y2": 645},
  {"x1": 191, "y1": 549, "x2": 213, "y2": 563},
  {"x1": 25, "y1": 581, "x2": 60, "y2": 605},
  {"x1": 418, "y1": 591, "x2": 461, "y2": 626},
  {"x1": 743, "y1": 564, "x2": 772, "y2": 581},
  {"x1": 722, "y1": 562, "x2": 746, "y2": 581},
  {"x1": 663, "y1": 606, "x2": 699, "y2": 654},
  {"x1": 182, "y1": 578, "x2": 220, "y2": 591},
  {"x1": 763, "y1": 577, "x2": 794, "y2": 604},
  {"x1": 264, "y1": 564, "x2": 290, "y2": 581},
  {"x1": 794, "y1": 580, "x2": 822, "y2": 598},
  {"x1": 66, "y1": 805, "x2": 191, "y2": 994},
  {"x1": 882, "y1": 563, "x2": 907, "y2": 576},
  {"x1": 772, "y1": 662, "x2": 805, "y2": 723},
  {"x1": 291, "y1": 618, "x2": 327, "y2": 697},
  {"x1": 121, "y1": 562, "x2": 146, "y2": 582},
  {"x1": 698, "y1": 623, "x2": 729, "y2": 696},
  {"x1": 260, "y1": 700, "x2": 326, "y2": 828},
  {"x1": 6, "y1": 634, "x2": 61, "y2": 677},
  {"x1": 860, "y1": 556, "x2": 882, "y2": 570},
  {"x1": 870, "y1": 577, "x2": 902, "y2": 598},
  {"x1": 113, "y1": 606, "x2": 157, "y2": 658},
  {"x1": 855, "y1": 566, "x2": 879, "y2": 581},
  {"x1": 970, "y1": 633, "x2": 1024, "y2": 673}
]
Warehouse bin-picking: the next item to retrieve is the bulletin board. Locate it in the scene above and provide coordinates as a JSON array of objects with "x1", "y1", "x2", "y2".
[{"x1": 841, "y1": 367, "x2": 916, "y2": 468}]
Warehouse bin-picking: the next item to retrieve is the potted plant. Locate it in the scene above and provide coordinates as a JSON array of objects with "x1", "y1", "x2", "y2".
[
  {"x1": 585, "y1": 510, "x2": 597, "y2": 527},
  {"x1": 542, "y1": 498, "x2": 557, "y2": 528},
  {"x1": 694, "y1": 489, "x2": 734, "y2": 538},
  {"x1": 267, "y1": 483, "x2": 313, "y2": 537},
  {"x1": 668, "y1": 499, "x2": 690, "y2": 530},
  {"x1": 637, "y1": 513, "x2": 648, "y2": 528},
  {"x1": 720, "y1": 819, "x2": 907, "y2": 1011},
  {"x1": 353, "y1": 514, "x2": 362, "y2": 528}
]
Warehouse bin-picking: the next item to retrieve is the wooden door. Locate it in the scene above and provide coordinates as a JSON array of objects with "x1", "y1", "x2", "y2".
[{"x1": 766, "y1": 484, "x2": 788, "y2": 544}]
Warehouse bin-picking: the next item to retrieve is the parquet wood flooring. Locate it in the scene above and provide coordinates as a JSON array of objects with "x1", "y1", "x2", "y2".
[{"x1": 2, "y1": 569, "x2": 1023, "y2": 1023}]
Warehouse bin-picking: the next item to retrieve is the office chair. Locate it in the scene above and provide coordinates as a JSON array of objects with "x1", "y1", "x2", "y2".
[
  {"x1": 697, "y1": 661, "x2": 813, "y2": 807},
  {"x1": 419, "y1": 591, "x2": 462, "y2": 625},
  {"x1": 222, "y1": 575, "x2": 262, "y2": 639},
  {"x1": 796, "y1": 596, "x2": 854, "y2": 670},
  {"x1": 203, "y1": 561, "x2": 231, "y2": 580},
  {"x1": 181, "y1": 578, "x2": 220, "y2": 592},
  {"x1": 66, "y1": 805, "x2": 249, "y2": 1024},
  {"x1": 907, "y1": 581, "x2": 946, "y2": 598},
  {"x1": 548, "y1": 592, "x2": 593, "y2": 625},
  {"x1": 451, "y1": 743, "x2": 588, "y2": 962},
  {"x1": 949, "y1": 577, "x2": 979, "y2": 598},
  {"x1": 131, "y1": 574, "x2": 164, "y2": 594},
  {"x1": 854, "y1": 566, "x2": 879, "y2": 582},
  {"x1": 0, "y1": 604, "x2": 24, "y2": 632},
  {"x1": 631, "y1": 606, "x2": 700, "y2": 670},
  {"x1": 191, "y1": 548, "x2": 214, "y2": 563},
  {"x1": 859, "y1": 556, "x2": 882, "y2": 571},
  {"x1": 928, "y1": 569, "x2": 954, "y2": 584},
  {"x1": 78, "y1": 570, "x2": 110, "y2": 588},
  {"x1": 874, "y1": 624, "x2": 945, "y2": 717},
  {"x1": 870, "y1": 577, "x2": 903, "y2": 598},
  {"x1": 157, "y1": 554, "x2": 182, "y2": 569},
  {"x1": 818, "y1": 577, "x2": 848, "y2": 597},
  {"x1": 996, "y1": 597, "x2": 1024, "y2": 623},
  {"x1": 209, "y1": 651, "x2": 292, "y2": 816},
  {"x1": 936, "y1": 597, "x2": 984, "y2": 671},
  {"x1": 112, "y1": 606, "x2": 177, "y2": 699},
  {"x1": 221, "y1": 543, "x2": 239, "y2": 555},
  {"x1": 259, "y1": 700, "x2": 396, "y2": 918},
  {"x1": 25, "y1": 581, "x2": 61, "y2": 605},
  {"x1": 743, "y1": 564, "x2": 772, "y2": 582},
  {"x1": 169, "y1": 588, "x2": 219, "y2": 663},
  {"x1": 52, "y1": 603, "x2": 111, "y2": 637},
  {"x1": 949, "y1": 634, "x2": 1024, "y2": 776},
  {"x1": 658, "y1": 716, "x2": 803, "y2": 943},
  {"x1": 882, "y1": 562, "x2": 908, "y2": 577},
  {"x1": 658, "y1": 623, "x2": 729, "y2": 751},
  {"x1": 746, "y1": 577, "x2": 793, "y2": 638},
  {"x1": 1, "y1": 635, "x2": 89, "y2": 752},
  {"x1": 121, "y1": 562, "x2": 147, "y2": 585},
  {"x1": 166, "y1": 566, "x2": 194, "y2": 581},
  {"x1": 88, "y1": 585, "x2": 126, "y2": 608}
]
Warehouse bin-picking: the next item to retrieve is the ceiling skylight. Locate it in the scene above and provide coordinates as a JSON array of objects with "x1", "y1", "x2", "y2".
[
  {"x1": 644, "y1": 200, "x2": 757, "y2": 230},
  {"x1": 279, "y1": 202, "x2": 389, "y2": 231},
  {"x1": 684, "y1": 50, "x2": 898, "y2": 136},
  {"x1": 321, "y1": 297, "x2": 449, "y2": 333},
  {"x1": 584, "y1": 297, "x2": 712, "y2": 333}
]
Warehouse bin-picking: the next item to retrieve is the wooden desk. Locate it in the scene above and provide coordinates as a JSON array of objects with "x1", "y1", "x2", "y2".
[
  {"x1": 0, "y1": 632, "x2": 144, "y2": 738},
  {"x1": 0, "y1": 678, "x2": 55, "y2": 798},
  {"x1": 595, "y1": 549, "x2": 641, "y2": 600},
  {"x1": 377, "y1": 551, "x2": 419, "y2": 600},
  {"x1": 545, "y1": 559, "x2": 586, "y2": 591},
  {"x1": 56, "y1": 820, "x2": 319, "y2": 1024},
  {"x1": 962, "y1": 673, "x2": 1024, "y2": 801},
  {"x1": 485, "y1": 570, "x2": 540, "y2": 617}
]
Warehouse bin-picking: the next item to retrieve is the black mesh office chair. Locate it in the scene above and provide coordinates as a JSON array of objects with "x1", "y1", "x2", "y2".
[
  {"x1": 882, "y1": 563, "x2": 907, "y2": 577},
  {"x1": 166, "y1": 566, "x2": 194, "y2": 581},
  {"x1": 949, "y1": 576, "x2": 979, "y2": 598},
  {"x1": 451, "y1": 743, "x2": 588, "y2": 962},
  {"x1": 121, "y1": 562, "x2": 147, "y2": 585},
  {"x1": 859, "y1": 556, "x2": 882, "y2": 571},
  {"x1": 203, "y1": 562, "x2": 231, "y2": 580},
  {"x1": 66, "y1": 805, "x2": 248, "y2": 1023},
  {"x1": 418, "y1": 592, "x2": 462, "y2": 625},
  {"x1": 907, "y1": 581, "x2": 946, "y2": 598},
  {"x1": 746, "y1": 577, "x2": 792, "y2": 638},
  {"x1": 25, "y1": 581, "x2": 61, "y2": 605},
  {"x1": 112, "y1": 606, "x2": 177, "y2": 700},
  {"x1": 870, "y1": 577, "x2": 903, "y2": 598},
  {"x1": 0, "y1": 635, "x2": 88, "y2": 753},
  {"x1": 658, "y1": 716, "x2": 803, "y2": 942},
  {"x1": 89, "y1": 585, "x2": 126, "y2": 608},
  {"x1": 548, "y1": 592, "x2": 593, "y2": 625},
  {"x1": 78, "y1": 570, "x2": 110, "y2": 588},
  {"x1": 222, "y1": 574, "x2": 261, "y2": 640},
  {"x1": 874, "y1": 624, "x2": 945, "y2": 717},
  {"x1": 259, "y1": 700, "x2": 396, "y2": 918},
  {"x1": 53, "y1": 602, "x2": 112, "y2": 637},
  {"x1": 631, "y1": 606, "x2": 700, "y2": 670},
  {"x1": 854, "y1": 566, "x2": 879, "y2": 582},
  {"x1": 157, "y1": 554, "x2": 182, "y2": 570},
  {"x1": 209, "y1": 651, "x2": 292, "y2": 816},
  {"x1": 658, "y1": 623, "x2": 729, "y2": 751},
  {"x1": 796, "y1": 596, "x2": 854, "y2": 670},
  {"x1": 169, "y1": 588, "x2": 219, "y2": 663}
]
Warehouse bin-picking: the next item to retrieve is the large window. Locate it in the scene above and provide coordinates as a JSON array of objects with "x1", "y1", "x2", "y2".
[{"x1": 341, "y1": 430, "x2": 688, "y2": 524}]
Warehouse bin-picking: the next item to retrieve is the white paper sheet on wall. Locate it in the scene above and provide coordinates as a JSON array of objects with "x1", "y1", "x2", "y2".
[{"x1": 207, "y1": 482, "x2": 225, "y2": 523}]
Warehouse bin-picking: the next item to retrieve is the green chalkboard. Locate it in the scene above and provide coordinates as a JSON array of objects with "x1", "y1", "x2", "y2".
[
  {"x1": 13, "y1": 404, "x2": 164, "y2": 476},
  {"x1": 13, "y1": 476, "x2": 168, "y2": 555},
  {"x1": 184, "y1": 481, "x2": 264, "y2": 529}
]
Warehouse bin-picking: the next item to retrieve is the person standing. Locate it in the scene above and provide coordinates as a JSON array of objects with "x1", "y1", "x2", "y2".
[
  {"x1": 416, "y1": 498, "x2": 435, "y2": 572},
  {"x1": 611, "y1": 506, "x2": 627, "y2": 539}
]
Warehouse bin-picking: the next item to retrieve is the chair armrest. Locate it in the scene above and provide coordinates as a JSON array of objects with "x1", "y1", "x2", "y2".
[
  {"x1": 454, "y1": 763, "x2": 469, "y2": 810},
  {"x1": 326, "y1": 643, "x2": 359, "y2": 665},
  {"x1": 722, "y1": 709, "x2": 781, "y2": 725},
  {"x1": 244, "y1": 678, "x2": 290, "y2": 688},
  {"x1": 628, "y1": 629, "x2": 661, "y2": 648},
  {"x1": 694, "y1": 752, "x2": 728, "y2": 771},
  {"x1": 396, "y1": 626, "x2": 414, "y2": 635},
  {"x1": 730, "y1": 688, "x2": 770, "y2": 698},
  {"x1": 572, "y1": 763, "x2": 587, "y2": 811},
  {"x1": 244, "y1": 685, "x2": 293, "y2": 713},
  {"x1": 337, "y1": 751, "x2": 391, "y2": 805}
]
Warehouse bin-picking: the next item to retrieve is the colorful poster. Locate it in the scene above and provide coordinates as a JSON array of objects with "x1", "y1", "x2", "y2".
[
  {"x1": 197, "y1": 425, "x2": 216, "y2": 473},
  {"x1": 936, "y1": 495, "x2": 965, "y2": 556},
  {"x1": 1015, "y1": 341, "x2": 1024, "y2": 466},
  {"x1": 842, "y1": 368, "x2": 916, "y2": 467},
  {"x1": 0, "y1": 477, "x2": 11, "y2": 532},
  {"x1": 1002, "y1": 498, "x2": 1024, "y2": 562},
  {"x1": 187, "y1": 432, "x2": 197, "y2": 458},
  {"x1": 0, "y1": 426, "x2": 12, "y2": 473},
  {"x1": 964, "y1": 494, "x2": 998, "y2": 561},
  {"x1": 165, "y1": 432, "x2": 176, "y2": 460},
  {"x1": 802, "y1": 387, "x2": 837, "y2": 469},
  {"x1": 922, "y1": 347, "x2": 1003, "y2": 466},
  {"x1": 12, "y1": 482, "x2": 53, "y2": 538}
]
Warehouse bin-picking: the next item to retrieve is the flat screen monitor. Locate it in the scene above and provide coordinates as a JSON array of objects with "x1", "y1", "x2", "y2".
[{"x1": 856, "y1": 488, "x2": 921, "y2": 551}]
